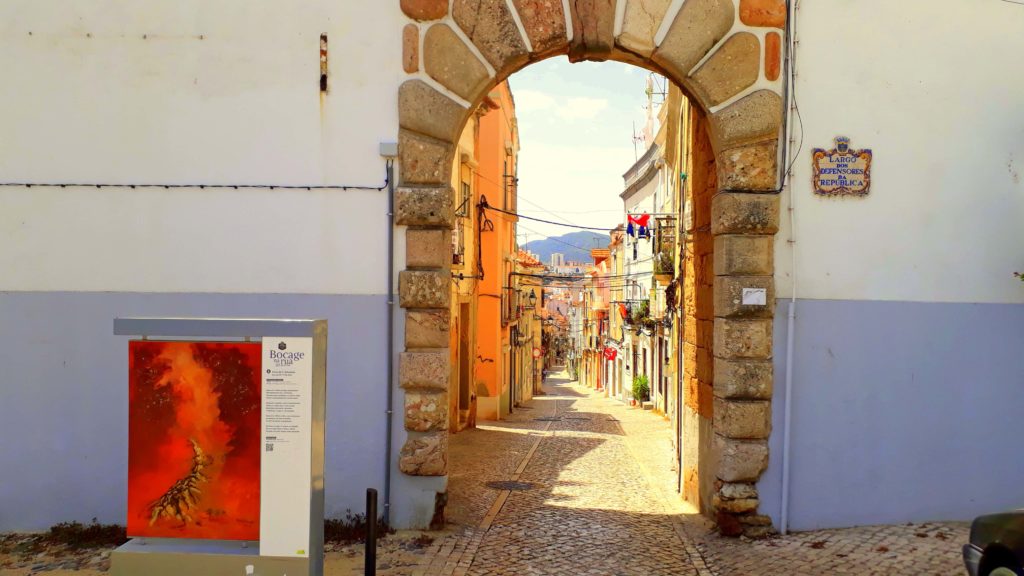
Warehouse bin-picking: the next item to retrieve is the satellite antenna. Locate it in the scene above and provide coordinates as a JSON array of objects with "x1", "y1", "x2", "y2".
[{"x1": 644, "y1": 73, "x2": 667, "y2": 106}]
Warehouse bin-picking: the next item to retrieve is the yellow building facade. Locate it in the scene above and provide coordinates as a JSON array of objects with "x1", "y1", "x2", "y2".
[{"x1": 448, "y1": 81, "x2": 522, "y2": 426}]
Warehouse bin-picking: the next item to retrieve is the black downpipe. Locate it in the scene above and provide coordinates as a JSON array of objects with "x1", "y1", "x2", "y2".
[{"x1": 676, "y1": 295, "x2": 684, "y2": 494}]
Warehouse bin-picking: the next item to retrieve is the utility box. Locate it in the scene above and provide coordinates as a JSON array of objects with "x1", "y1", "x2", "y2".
[{"x1": 110, "y1": 318, "x2": 327, "y2": 576}]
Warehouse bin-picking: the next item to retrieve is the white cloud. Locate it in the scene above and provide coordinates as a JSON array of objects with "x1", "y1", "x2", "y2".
[
  {"x1": 514, "y1": 91, "x2": 609, "y2": 122},
  {"x1": 556, "y1": 97, "x2": 609, "y2": 120},
  {"x1": 513, "y1": 141, "x2": 636, "y2": 237},
  {"x1": 514, "y1": 89, "x2": 556, "y2": 114}
]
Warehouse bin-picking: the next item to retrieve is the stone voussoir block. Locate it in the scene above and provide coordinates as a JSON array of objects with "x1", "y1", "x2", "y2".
[
  {"x1": 714, "y1": 357, "x2": 773, "y2": 399},
  {"x1": 714, "y1": 397, "x2": 771, "y2": 439},
  {"x1": 511, "y1": 0, "x2": 569, "y2": 57},
  {"x1": 453, "y1": 0, "x2": 530, "y2": 71},
  {"x1": 401, "y1": 0, "x2": 448, "y2": 22},
  {"x1": 765, "y1": 31, "x2": 781, "y2": 81},
  {"x1": 617, "y1": 0, "x2": 673, "y2": 58},
  {"x1": 399, "y1": 80, "x2": 468, "y2": 144},
  {"x1": 396, "y1": 186, "x2": 454, "y2": 228},
  {"x1": 710, "y1": 90, "x2": 783, "y2": 152},
  {"x1": 689, "y1": 32, "x2": 761, "y2": 108},
  {"x1": 423, "y1": 23, "x2": 491, "y2": 102},
  {"x1": 406, "y1": 228, "x2": 450, "y2": 269},
  {"x1": 714, "y1": 318, "x2": 772, "y2": 359},
  {"x1": 711, "y1": 192, "x2": 780, "y2": 235},
  {"x1": 405, "y1": 309, "x2": 451, "y2": 349},
  {"x1": 399, "y1": 270, "x2": 451, "y2": 309},
  {"x1": 715, "y1": 434, "x2": 768, "y2": 482},
  {"x1": 403, "y1": 24, "x2": 419, "y2": 73},
  {"x1": 400, "y1": 130, "x2": 453, "y2": 186},
  {"x1": 405, "y1": 391, "x2": 449, "y2": 432},
  {"x1": 652, "y1": 0, "x2": 734, "y2": 82},
  {"x1": 399, "y1": 432, "x2": 448, "y2": 476},
  {"x1": 399, "y1": 350, "x2": 450, "y2": 391},
  {"x1": 714, "y1": 275, "x2": 774, "y2": 319},
  {"x1": 739, "y1": 0, "x2": 786, "y2": 28},
  {"x1": 568, "y1": 0, "x2": 616, "y2": 61},
  {"x1": 717, "y1": 141, "x2": 779, "y2": 192},
  {"x1": 713, "y1": 234, "x2": 773, "y2": 276}
]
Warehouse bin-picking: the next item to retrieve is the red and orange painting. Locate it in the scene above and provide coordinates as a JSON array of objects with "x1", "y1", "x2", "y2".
[{"x1": 128, "y1": 341, "x2": 261, "y2": 540}]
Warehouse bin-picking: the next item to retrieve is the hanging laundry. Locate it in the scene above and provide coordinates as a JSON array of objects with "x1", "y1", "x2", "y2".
[
  {"x1": 627, "y1": 213, "x2": 651, "y2": 228},
  {"x1": 626, "y1": 221, "x2": 635, "y2": 237},
  {"x1": 618, "y1": 303, "x2": 628, "y2": 319},
  {"x1": 638, "y1": 225, "x2": 649, "y2": 239},
  {"x1": 633, "y1": 241, "x2": 638, "y2": 260}
]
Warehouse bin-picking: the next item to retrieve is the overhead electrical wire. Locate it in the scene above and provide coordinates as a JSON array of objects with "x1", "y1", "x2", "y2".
[
  {"x1": 0, "y1": 163, "x2": 391, "y2": 191},
  {"x1": 515, "y1": 191, "x2": 579, "y2": 227},
  {"x1": 516, "y1": 223, "x2": 595, "y2": 253},
  {"x1": 518, "y1": 207, "x2": 626, "y2": 215},
  {"x1": 482, "y1": 199, "x2": 616, "y2": 231}
]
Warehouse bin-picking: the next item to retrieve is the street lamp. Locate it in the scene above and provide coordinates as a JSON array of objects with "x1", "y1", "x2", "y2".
[{"x1": 528, "y1": 289, "x2": 537, "y2": 307}]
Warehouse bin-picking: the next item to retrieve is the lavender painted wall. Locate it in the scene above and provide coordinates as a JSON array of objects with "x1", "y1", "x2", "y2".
[
  {"x1": 759, "y1": 299, "x2": 1024, "y2": 531},
  {"x1": 0, "y1": 292, "x2": 388, "y2": 531}
]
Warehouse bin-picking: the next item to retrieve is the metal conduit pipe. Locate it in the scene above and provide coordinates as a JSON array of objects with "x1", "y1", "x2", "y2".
[
  {"x1": 382, "y1": 151, "x2": 396, "y2": 525},
  {"x1": 779, "y1": 0, "x2": 800, "y2": 536}
]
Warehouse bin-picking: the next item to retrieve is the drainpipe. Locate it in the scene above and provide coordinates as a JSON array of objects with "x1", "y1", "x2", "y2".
[
  {"x1": 381, "y1": 149, "x2": 397, "y2": 525},
  {"x1": 779, "y1": 0, "x2": 800, "y2": 536},
  {"x1": 676, "y1": 281, "x2": 684, "y2": 494}
]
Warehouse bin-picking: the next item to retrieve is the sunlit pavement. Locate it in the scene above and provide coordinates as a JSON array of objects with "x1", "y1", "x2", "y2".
[{"x1": 328, "y1": 368, "x2": 968, "y2": 575}]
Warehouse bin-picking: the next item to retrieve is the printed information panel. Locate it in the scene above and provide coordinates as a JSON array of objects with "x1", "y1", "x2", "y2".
[{"x1": 260, "y1": 337, "x2": 314, "y2": 558}]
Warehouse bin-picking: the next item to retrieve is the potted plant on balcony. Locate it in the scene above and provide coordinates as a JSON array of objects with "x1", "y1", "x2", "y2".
[
  {"x1": 631, "y1": 374, "x2": 649, "y2": 407},
  {"x1": 628, "y1": 300, "x2": 649, "y2": 326}
]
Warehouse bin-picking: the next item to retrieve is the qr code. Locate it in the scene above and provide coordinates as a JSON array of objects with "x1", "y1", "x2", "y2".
[{"x1": 265, "y1": 443, "x2": 274, "y2": 452}]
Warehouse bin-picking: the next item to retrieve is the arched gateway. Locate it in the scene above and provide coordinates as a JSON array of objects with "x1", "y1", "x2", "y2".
[{"x1": 395, "y1": 0, "x2": 784, "y2": 535}]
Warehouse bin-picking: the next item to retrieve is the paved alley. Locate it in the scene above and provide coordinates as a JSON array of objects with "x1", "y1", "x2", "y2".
[
  {"x1": 442, "y1": 372, "x2": 702, "y2": 576},
  {"x1": 330, "y1": 369, "x2": 969, "y2": 576}
]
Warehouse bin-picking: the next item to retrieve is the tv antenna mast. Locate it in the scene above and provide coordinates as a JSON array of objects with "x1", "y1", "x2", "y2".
[{"x1": 632, "y1": 121, "x2": 644, "y2": 161}]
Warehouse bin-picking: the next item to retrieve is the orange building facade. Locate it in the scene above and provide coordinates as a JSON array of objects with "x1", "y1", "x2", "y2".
[{"x1": 448, "y1": 81, "x2": 521, "y2": 426}]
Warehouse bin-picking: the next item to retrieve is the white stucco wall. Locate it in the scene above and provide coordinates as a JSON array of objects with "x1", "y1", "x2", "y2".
[
  {"x1": 0, "y1": 1, "x2": 404, "y2": 295},
  {"x1": 775, "y1": 0, "x2": 1024, "y2": 305},
  {"x1": 0, "y1": 1, "x2": 414, "y2": 532},
  {"x1": 762, "y1": 0, "x2": 1024, "y2": 531}
]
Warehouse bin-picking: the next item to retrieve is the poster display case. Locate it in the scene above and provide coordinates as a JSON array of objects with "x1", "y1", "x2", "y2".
[{"x1": 110, "y1": 318, "x2": 326, "y2": 576}]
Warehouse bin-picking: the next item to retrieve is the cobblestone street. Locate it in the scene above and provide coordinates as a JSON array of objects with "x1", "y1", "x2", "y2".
[{"x1": 330, "y1": 369, "x2": 969, "y2": 575}]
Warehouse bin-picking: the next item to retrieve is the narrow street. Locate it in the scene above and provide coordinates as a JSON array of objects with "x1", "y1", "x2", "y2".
[
  {"x1": 328, "y1": 370, "x2": 968, "y2": 576},
  {"x1": 442, "y1": 370, "x2": 702, "y2": 576}
]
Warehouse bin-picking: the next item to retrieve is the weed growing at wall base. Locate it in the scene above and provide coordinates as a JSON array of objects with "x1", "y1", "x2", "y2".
[{"x1": 324, "y1": 511, "x2": 394, "y2": 544}]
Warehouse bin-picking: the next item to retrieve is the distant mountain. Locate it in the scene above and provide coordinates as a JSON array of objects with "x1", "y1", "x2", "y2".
[{"x1": 522, "y1": 231, "x2": 610, "y2": 266}]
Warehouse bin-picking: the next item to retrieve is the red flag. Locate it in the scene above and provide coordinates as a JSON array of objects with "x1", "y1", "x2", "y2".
[{"x1": 627, "y1": 213, "x2": 651, "y2": 227}]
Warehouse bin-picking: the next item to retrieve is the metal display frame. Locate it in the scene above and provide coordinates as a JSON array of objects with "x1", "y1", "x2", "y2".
[{"x1": 110, "y1": 317, "x2": 327, "y2": 576}]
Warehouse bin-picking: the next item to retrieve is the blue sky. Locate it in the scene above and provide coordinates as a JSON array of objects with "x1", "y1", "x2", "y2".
[{"x1": 507, "y1": 57, "x2": 663, "y2": 244}]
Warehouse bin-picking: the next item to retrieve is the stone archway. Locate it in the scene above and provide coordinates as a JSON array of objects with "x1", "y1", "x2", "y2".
[{"x1": 395, "y1": 0, "x2": 783, "y2": 534}]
